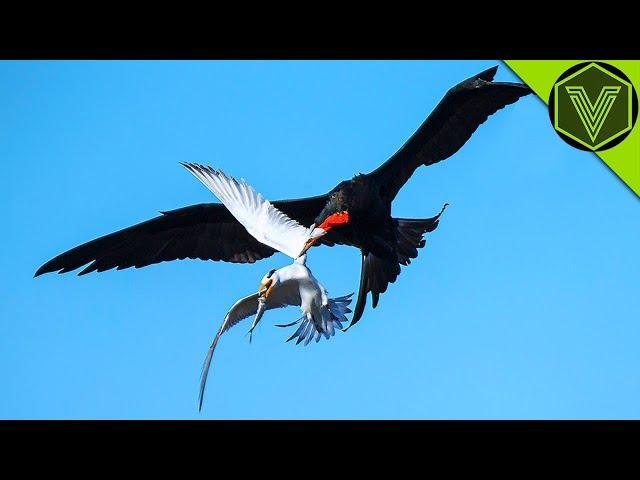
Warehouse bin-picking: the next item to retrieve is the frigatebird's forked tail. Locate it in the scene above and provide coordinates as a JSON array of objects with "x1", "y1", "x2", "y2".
[{"x1": 347, "y1": 203, "x2": 448, "y2": 330}]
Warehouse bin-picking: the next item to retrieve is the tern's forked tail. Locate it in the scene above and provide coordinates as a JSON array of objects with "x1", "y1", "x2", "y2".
[{"x1": 275, "y1": 294, "x2": 353, "y2": 346}]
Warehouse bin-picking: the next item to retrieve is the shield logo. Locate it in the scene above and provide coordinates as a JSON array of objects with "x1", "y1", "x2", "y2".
[{"x1": 549, "y1": 62, "x2": 638, "y2": 151}]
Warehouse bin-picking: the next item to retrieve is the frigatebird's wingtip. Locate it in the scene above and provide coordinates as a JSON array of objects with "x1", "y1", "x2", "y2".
[
  {"x1": 34, "y1": 261, "x2": 62, "y2": 278},
  {"x1": 477, "y1": 65, "x2": 499, "y2": 82}
]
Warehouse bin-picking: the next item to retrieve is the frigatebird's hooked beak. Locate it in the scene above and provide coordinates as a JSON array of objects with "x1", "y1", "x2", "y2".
[
  {"x1": 297, "y1": 225, "x2": 326, "y2": 258},
  {"x1": 298, "y1": 238, "x2": 315, "y2": 258},
  {"x1": 297, "y1": 211, "x2": 350, "y2": 258}
]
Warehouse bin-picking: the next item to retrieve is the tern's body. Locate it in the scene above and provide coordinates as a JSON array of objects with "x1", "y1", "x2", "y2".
[
  {"x1": 249, "y1": 255, "x2": 341, "y2": 340},
  {"x1": 177, "y1": 164, "x2": 353, "y2": 410},
  {"x1": 177, "y1": 163, "x2": 353, "y2": 339},
  {"x1": 228, "y1": 254, "x2": 350, "y2": 345},
  {"x1": 281, "y1": 259, "x2": 327, "y2": 319},
  {"x1": 197, "y1": 259, "x2": 352, "y2": 409}
]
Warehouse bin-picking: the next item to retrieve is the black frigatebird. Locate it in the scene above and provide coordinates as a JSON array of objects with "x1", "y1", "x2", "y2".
[{"x1": 35, "y1": 65, "x2": 532, "y2": 328}]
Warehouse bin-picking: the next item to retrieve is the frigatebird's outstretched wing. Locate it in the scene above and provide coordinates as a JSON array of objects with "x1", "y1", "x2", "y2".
[
  {"x1": 369, "y1": 65, "x2": 532, "y2": 202},
  {"x1": 34, "y1": 195, "x2": 328, "y2": 277},
  {"x1": 347, "y1": 206, "x2": 447, "y2": 330}
]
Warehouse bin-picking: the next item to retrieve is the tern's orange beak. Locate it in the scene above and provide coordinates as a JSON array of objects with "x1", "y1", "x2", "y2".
[{"x1": 258, "y1": 278, "x2": 274, "y2": 299}]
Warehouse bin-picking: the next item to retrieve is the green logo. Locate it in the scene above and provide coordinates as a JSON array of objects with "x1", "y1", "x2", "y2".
[{"x1": 549, "y1": 62, "x2": 638, "y2": 151}]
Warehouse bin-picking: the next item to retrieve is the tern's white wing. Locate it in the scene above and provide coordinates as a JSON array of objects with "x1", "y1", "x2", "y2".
[
  {"x1": 198, "y1": 284, "x2": 301, "y2": 411},
  {"x1": 182, "y1": 163, "x2": 311, "y2": 259}
]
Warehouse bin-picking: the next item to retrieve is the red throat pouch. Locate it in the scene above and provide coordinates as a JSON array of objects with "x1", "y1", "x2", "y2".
[{"x1": 318, "y1": 211, "x2": 350, "y2": 231}]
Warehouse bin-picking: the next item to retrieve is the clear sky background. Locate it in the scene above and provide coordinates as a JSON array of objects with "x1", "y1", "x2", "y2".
[{"x1": 1, "y1": 60, "x2": 638, "y2": 419}]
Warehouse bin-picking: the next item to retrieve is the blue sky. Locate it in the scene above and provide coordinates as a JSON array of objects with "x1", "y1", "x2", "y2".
[{"x1": 1, "y1": 60, "x2": 638, "y2": 419}]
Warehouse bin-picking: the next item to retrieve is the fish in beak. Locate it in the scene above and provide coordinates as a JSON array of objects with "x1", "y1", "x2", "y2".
[{"x1": 248, "y1": 297, "x2": 267, "y2": 343}]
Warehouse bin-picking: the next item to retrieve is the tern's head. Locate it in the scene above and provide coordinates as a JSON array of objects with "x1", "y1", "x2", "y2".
[{"x1": 258, "y1": 268, "x2": 279, "y2": 299}]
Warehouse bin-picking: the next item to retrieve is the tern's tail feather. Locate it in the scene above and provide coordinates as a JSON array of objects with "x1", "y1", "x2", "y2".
[{"x1": 275, "y1": 294, "x2": 353, "y2": 346}]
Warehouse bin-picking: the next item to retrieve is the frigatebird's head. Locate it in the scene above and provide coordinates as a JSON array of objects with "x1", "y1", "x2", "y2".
[
  {"x1": 297, "y1": 196, "x2": 351, "y2": 257},
  {"x1": 258, "y1": 268, "x2": 279, "y2": 300}
]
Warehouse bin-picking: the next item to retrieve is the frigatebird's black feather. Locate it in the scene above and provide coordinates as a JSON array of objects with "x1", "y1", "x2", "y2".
[
  {"x1": 347, "y1": 205, "x2": 448, "y2": 330},
  {"x1": 369, "y1": 66, "x2": 532, "y2": 202},
  {"x1": 34, "y1": 196, "x2": 328, "y2": 277}
]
